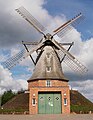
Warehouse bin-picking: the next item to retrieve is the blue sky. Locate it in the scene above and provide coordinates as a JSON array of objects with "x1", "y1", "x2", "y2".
[
  {"x1": 0, "y1": 0, "x2": 93, "y2": 102},
  {"x1": 44, "y1": 0, "x2": 93, "y2": 40}
]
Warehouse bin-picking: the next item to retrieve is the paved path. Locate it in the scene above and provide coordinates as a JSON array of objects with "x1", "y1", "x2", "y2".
[{"x1": 0, "y1": 114, "x2": 93, "y2": 120}]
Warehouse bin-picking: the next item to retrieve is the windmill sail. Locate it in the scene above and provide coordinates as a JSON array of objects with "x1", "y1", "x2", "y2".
[
  {"x1": 53, "y1": 13, "x2": 84, "y2": 38},
  {"x1": 2, "y1": 42, "x2": 44, "y2": 69},
  {"x1": 2, "y1": 49, "x2": 26, "y2": 70},
  {"x1": 15, "y1": 6, "x2": 46, "y2": 35},
  {"x1": 58, "y1": 51, "x2": 87, "y2": 74},
  {"x1": 52, "y1": 40, "x2": 88, "y2": 74}
]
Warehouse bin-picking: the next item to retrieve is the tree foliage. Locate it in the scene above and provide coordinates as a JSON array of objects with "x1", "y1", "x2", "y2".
[{"x1": 1, "y1": 90, "x2": 16, "y2": 106}]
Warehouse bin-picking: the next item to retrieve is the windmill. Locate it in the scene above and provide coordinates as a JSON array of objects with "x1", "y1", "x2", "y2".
[{"x1": 2, "y1": 6, "x2": 88, "y2": 76}]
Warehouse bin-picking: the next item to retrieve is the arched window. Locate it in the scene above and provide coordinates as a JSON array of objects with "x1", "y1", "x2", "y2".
[{"x1": 46, "y1": 66, "x2": 51, "y2": 72}]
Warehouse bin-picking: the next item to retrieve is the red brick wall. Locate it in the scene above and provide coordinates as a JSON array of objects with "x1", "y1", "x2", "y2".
[
  {"x1": 28, "y1": 80, "x2": 70, "y2": 114},
  {"x1": 28, "y1": 80, "x2": 68, "y2": 89}
]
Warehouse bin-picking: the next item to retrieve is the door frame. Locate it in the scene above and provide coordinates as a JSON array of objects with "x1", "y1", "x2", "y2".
[{"x1": 38, "y1": 91, "x2": 62, "y2": 114}]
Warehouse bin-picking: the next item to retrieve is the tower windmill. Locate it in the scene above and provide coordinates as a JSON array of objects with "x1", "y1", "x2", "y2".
[
  {"x1": 3, "y1": 6, "x2": 87, "y2": 74},
  {"x1": 2, "y1": 6, "x2": 88, "y2": 114}
]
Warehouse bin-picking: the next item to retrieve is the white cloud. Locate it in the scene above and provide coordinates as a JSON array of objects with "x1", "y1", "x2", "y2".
[
  {"x1": 0, "y1": 65, "x2": 27, "y2": 94},
  {"x1": 78, "y1": 38, "x2": 93, "y2": 70},
  {"x1": 0, "y1": 54, "x2": 7, "y2": 63},
  {"x1": 0, "y1": 0, "x2": 93, "y2": 102},
  {"x1": 10, "y1": 45, "x2": 23, "y2": 56},
  {"x1": 62, "y1": 31, "x2": 93, "y2": 102},
  {"x1": 70, "y1": 80, "x2": 93, "y2": 102}
]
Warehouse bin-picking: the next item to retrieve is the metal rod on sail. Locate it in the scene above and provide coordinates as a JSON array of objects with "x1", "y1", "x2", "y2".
[
  {"x1": 22, "y1": 41, "x2": 36, "y2": 65},
  {"x1": 61, "y1": 42, "x2": 74, "y2": 63}
]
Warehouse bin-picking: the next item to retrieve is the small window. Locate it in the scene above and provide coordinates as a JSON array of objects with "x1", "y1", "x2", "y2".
[
  {"x1": 48, "y1": 97, "x2": 51, "y2": 100},
  {"x1": 64, "y1": 98, "x2": 67, "y2": 105},
  {"x1": 46, "y1": 80, "x2": 51, "y2": 87},
  {"x1": 32, "y1": 98, "x2": 36, "y2": 106},
  {"x1": 46, "y1": 66, "x2": 51, "y2": 72},
  {"x1": 46, "y1": 53, "x2": 50, "y2": 58}
]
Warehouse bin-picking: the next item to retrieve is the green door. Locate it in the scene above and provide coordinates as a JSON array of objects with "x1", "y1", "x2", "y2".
[
  {"x1": 38, "y1": 93, "x2": 61, "y2": 114},
  {"x1": 45, "y1": 93, "x2": 53, "y2": 114},
  {"x1": 53, "y1": 93, "x2": 61, "y2": 114},
  {"x1": 38, "y1": 94, "x2": 46, "y2": 114}
]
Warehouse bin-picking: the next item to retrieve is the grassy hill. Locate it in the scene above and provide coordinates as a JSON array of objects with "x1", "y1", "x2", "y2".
[
  {"x1": 70, "y1": 90, "x2": 93, "y2": 113},
  {"x1": 0, "y1": 93, "x2": 29, "y2": 113},
  {"x1": 0, "y1": 90, "x2": 93, "y2": 114}
]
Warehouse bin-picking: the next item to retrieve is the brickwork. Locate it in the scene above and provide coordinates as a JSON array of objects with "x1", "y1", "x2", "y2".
[
  {"x1": 28, "y1": 80, "x2": 70, "y2": 114},
  {"x1": 28, "y1": 80, "x2": 68, "y2": 89}
]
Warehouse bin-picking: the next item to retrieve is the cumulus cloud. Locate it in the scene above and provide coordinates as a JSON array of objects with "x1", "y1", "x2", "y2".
[
  {"x1": 0, "y1": 65, "x2": 27, "y2": 94},
  {"x1": 0, "y1": 0, "x2": 93, "y2": 102},
  {"x1": 62, "y1": 32, "x2": 93, "y2": 102},
  {"x1": 0, "y1": 0, "x2": 42, "y2": 47},
  {"x1": 78, "y1": 38, "x2": 93, "y2": 69},
  {"x1": 70, "y1": 80, "x2": 93, "y2": 102},
  {"x1": 0, "y1": 0, "x2": 67, "y2": 48}
]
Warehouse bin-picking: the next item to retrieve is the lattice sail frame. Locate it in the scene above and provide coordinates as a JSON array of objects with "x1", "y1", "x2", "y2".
[
  {"x1": 2, "y1": 42, "x2": 44, "y2": 69},
  {"x1": 15, "y1": 6, "x2": 46, "y2": 35}
]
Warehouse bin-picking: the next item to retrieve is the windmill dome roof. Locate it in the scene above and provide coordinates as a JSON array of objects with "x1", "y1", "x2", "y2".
[{"x1": 28, "y1": 46, "x2": 68, "y2": 82}]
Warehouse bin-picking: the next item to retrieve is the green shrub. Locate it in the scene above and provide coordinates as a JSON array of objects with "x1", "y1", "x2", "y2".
[{"x1": 1, "y1": 90, "x2": 16, "y2": 105}]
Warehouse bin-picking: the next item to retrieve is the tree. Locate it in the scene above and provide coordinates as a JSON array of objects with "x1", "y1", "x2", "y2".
[
  {"x1": 1, "y1": 90, "x2": 16, "y2": 106},
  {"x1": 0, "y1": 95, "x2": 1, "y2": 107}
]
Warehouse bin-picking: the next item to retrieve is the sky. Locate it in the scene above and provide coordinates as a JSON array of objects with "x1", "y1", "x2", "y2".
[{"x1": 0, "y1": 0, "x2": 93, "y2": 102}]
